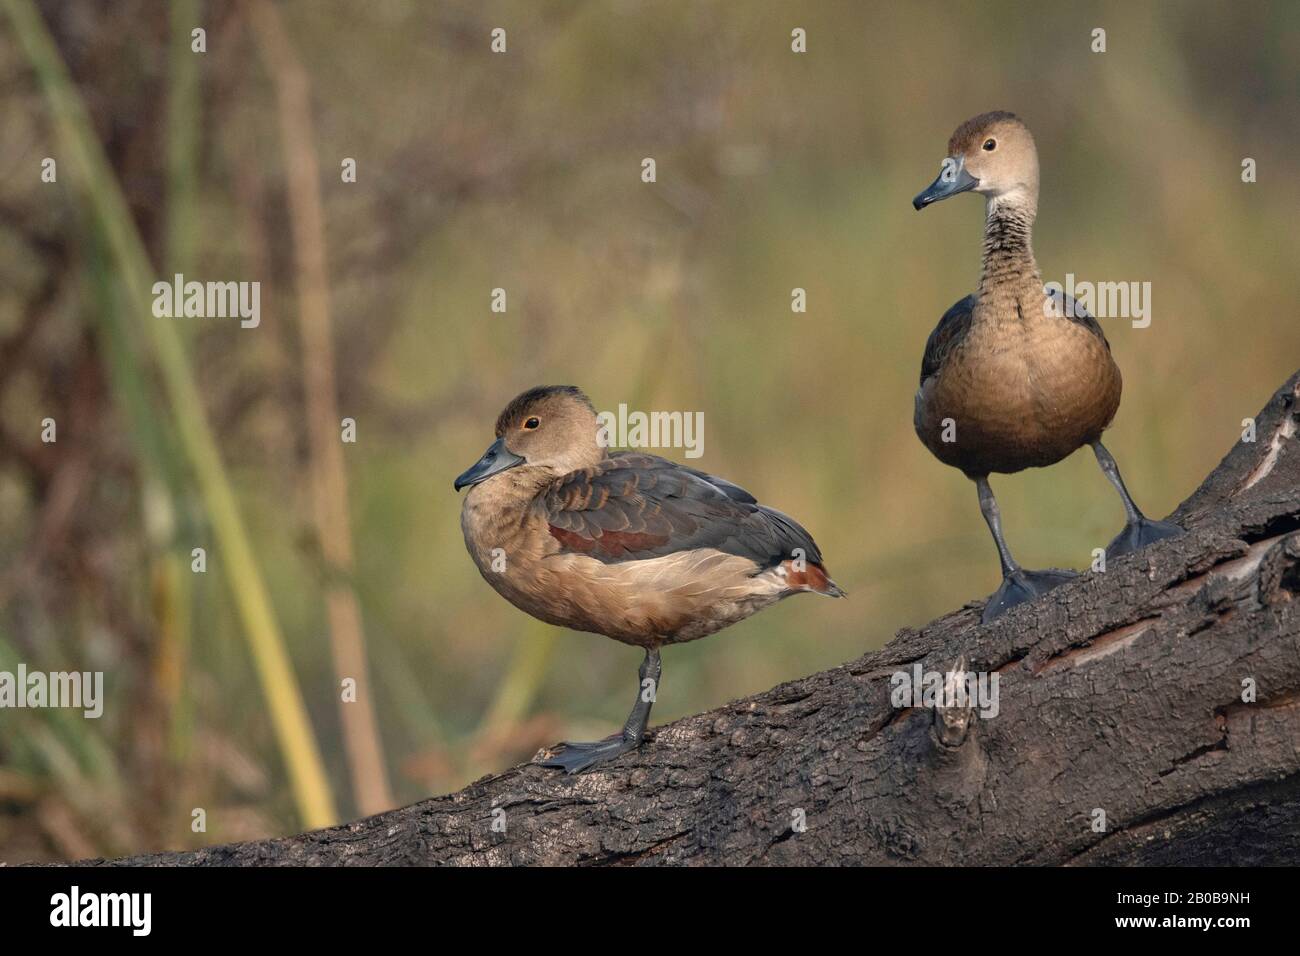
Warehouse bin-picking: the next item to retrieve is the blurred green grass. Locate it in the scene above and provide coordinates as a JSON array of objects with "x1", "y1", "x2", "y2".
[{"x1": 1, "y1": 0, "x2": 1298, "y2": 860}]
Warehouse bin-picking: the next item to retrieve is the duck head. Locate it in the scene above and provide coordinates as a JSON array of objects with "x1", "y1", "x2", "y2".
[
  {"x1": 913, "y1": 111, "x2": 1039, "y2": 211},
  {"x1": 454, "y1": 385, "x2": 603, "y2": 491}
]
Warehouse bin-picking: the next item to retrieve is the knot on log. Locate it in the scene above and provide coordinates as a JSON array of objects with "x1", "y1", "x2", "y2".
[{"x1": 931, "y1": 656, "x2": 976, "y2": 749}]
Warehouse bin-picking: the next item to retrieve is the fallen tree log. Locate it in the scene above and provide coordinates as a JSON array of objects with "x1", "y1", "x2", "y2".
[{"x1": 96, "y1": 371, "x2": 1300, "y2": 866}]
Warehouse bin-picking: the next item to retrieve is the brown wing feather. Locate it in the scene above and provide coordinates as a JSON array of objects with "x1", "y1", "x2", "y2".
[
  {"x1": 1047, "y1": 288, "x2": 1110, "y2": 349},
  {"x1": 920, "y1": 294, "x2": 976, "y2": 385},
  {"x1": 542, "y1": 452, "x2": 825, "y2": 568}
]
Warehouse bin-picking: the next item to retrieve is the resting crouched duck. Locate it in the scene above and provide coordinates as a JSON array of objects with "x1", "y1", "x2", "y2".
[
  {"x1": 455, "y1": 385, "x2": 844, "y2": 773},
  {"x1": 912, "y1": 111, "x2": 1181, "y2": 623}
]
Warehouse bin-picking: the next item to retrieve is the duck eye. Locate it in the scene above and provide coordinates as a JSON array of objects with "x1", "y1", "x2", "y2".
[
  {"x1": 524, "y1": 417, "x2": 540, "y2": 430},
  {"x1": 982, "y1": 139, "x2": 996, "y2": 151}
]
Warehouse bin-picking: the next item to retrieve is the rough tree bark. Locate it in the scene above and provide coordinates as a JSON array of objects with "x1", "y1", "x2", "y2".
[{"x1": 96, "y1": 371, "x2": 1300, "y2": 866}]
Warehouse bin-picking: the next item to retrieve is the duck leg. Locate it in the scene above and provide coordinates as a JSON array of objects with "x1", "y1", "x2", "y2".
[
  {"x1": 1090, "y1": 441, "x2": 1182, "y2": 559},
  {"x1": 975, "y1": 476, "x2": 1076, "y2": 623},
  {"x1": 537, "y1": 647, "x2": 661, "y2": 774}
]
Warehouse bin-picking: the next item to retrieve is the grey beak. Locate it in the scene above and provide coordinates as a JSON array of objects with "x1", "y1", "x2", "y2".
[
  {"x1": 454, "y1": 437, "x2": 525, "y2": 491},
  {"x1": 913, "y1": 157, "x2": 979, "y2": 210}
]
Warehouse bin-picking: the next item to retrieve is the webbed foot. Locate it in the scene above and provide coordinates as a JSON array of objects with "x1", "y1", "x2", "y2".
[
  {"x1": 981, "y1": 567, "x2": 1078, "y2": 623},
  {"x1": 537, "y1": 647, "x2": 661, "y2": 774},
  {"x1": 1106, "y1": 517, "x2": 1183, "y2": 560},
  {"x1": 536, "y1": 734, "x2": 640, "y2": 774}
]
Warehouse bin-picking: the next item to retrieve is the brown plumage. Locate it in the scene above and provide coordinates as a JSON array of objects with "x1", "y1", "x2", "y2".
[
  {"x1": 912, "y1": 111, "x2": 1180, "y2": 623},
  {"x1": 914, "y1": 288, "x2": 1121, "y2": 477},
  {"x1": 454, "y1": 385, "x2": 842, "y2": 771},
  {"x1": 914, "y1": 111, "x2": 1121, "y2": 476}
]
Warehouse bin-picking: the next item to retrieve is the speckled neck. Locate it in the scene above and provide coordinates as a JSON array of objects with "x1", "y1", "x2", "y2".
[{"x1": 978, "y1": 195, "x2": 1041, "y2": 312}]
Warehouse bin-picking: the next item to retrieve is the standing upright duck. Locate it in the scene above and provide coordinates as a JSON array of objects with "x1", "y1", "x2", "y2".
[
  {"x1": 911, "y1": 111, "x2": 1180, "y2": 622},
  {"x1": 454, "y1": 385, "x2": 843, "y2": 772}
]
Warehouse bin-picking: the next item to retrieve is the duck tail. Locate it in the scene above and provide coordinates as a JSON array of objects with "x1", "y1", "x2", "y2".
[{"x1": 784, "y1": 560, "x2": 847, "y2": 598}]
